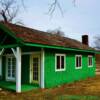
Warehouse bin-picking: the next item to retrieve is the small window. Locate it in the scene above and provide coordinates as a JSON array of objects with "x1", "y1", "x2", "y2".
[
  {"x1": 75, "y1": 55, "x2": 82, "y2": 69},
  {"x1": 88, "y1": 55, "x2": 93, "y2": 67},
  {"x1": 55, "y1": 54, "x2": 66, "y2": 71}
]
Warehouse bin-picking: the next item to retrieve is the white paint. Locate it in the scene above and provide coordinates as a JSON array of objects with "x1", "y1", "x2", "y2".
[
  {"x1": 29, "y1": 52, "x2": 40, "y2": 84},
  {"x1": 11, "y1": 47, "x2": 21, "y2": 93},
  {"x1": 0, "y1": 48, "x2": 4, "y2": 55},
  {"x1": 16, "y1": 47, "x2": 21, "y2": 93},
  {"x1": 11, "y1": 48, "x2": 17, "y2": 58},
  {"x1": 55, "y1": 54, "x2": 66, "y2": 72},
  {"x1": 75, "y1": 55, "x2": 82, "y2": 69},
  {"x1": 6, "y1": 55, "x2": 16, "y2": 81},
  {"x1": 40, "y1": 48, "x2": 45, "y2": 88},
  {"x1": 88, "y1": 55, "x2": 93, "y2": 67}
]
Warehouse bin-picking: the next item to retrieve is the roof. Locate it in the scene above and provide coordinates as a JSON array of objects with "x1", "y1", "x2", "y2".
[{"x1": 0, "y1": 22, "x2": 94, "y2": 50}]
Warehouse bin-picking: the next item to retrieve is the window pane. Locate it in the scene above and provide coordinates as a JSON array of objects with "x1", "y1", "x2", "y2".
[
  {"x1": 12, "y1": 58, "x2": 16, "y2": 65},
  {"x1": 76, "y1": 56, "x2": 78, "y2": 67},
  {"x1": 61, "y1": 56, "x2": 64, "y2": 69},
  {"x1": 76, "y1": 56, "x2": 82, "y2": 68},
  {"x1": 89, "y1": 57, "x2": 90, "y2": 66},
  {"x1": 7, "y1": 57, "x2": 16, "y2": 79},
  {"x1": 89, "y1": 57, "x2": 92, "y2": 66},
  {"x1": 57, "y1": 56, "x2": 60, "y2": 69},
  {"x1": 79, "y1": 57, "x2": 81, "y2": 67}
]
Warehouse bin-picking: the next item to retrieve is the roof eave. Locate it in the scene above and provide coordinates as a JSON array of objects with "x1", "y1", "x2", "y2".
[{"x1": 23, "y1": 42, "x2": 96, "y2": 53}]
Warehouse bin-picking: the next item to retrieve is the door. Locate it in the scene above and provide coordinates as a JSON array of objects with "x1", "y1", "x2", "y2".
[
  {"x1": 6, "y1": 56, "x2": 16, "y2": 81},
  {"x1": 31, "y1": 54, "x2": 40, "y2": 84}
]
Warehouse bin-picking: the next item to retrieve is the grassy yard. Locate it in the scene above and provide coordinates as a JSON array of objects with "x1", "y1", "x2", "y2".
[{"x1": 0, "y1": 75, "x2": 100, "y2": 100}]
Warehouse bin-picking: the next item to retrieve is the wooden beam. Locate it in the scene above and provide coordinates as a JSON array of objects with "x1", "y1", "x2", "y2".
[
  {"x1": 11, "y1": 48, "x2": 17, "y2": 58},
  {"x1": 0, "y1": 48, "x2": 4, "y2": 56},
  {"x1": 40, "y1": 48, "x2": 45, "y2": 88}
]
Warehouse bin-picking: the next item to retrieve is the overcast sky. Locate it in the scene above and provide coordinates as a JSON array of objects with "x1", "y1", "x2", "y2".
[{"x1": 17, "y1": 0, "x2": 100, "y2": 47}]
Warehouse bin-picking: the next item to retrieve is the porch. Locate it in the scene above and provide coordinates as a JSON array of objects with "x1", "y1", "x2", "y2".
[
  {"x1": 0, "y1": 81, "x2": 39, "y2": 92},
  {"x1": 0, "y1": 47, "x2": 45, "y2": 93}
]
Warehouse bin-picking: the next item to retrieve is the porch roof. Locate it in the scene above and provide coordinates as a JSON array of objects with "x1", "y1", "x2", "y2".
[{"x1": 0, "y1": 22, "x2": 99, "y2": 54}]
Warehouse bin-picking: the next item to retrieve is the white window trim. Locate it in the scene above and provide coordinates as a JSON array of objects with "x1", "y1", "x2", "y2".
[
  {"x1": 75, "y1": 55, "x2": 82, "y2": 69},
  {"x1": 88, "y1": 55, "x2": 93, "y2": 67},
  {"x1": 6, "y1": 55, "x2": 16, "y2": 82},
  {"x1": 55, "y1": 54, "x2": 66, "y2": 72}
]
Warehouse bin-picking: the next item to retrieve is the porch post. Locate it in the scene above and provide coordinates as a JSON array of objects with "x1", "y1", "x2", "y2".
[
  {"x1": 16, "y1": 47, "x2": 21, "y2": 93},
  {"x1": 40, "y1": 48, "x2": 45, "y2": 88}
]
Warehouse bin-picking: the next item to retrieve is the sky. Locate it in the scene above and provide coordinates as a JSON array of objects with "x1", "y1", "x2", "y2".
[{"x1": 17, "y1": 0, "x2": 100, "y2": 47}]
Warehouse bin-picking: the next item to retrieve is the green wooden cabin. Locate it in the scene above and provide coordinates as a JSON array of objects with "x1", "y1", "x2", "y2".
[{"x1": 0, "y1": 22, "x2": 96, "y2": 93}]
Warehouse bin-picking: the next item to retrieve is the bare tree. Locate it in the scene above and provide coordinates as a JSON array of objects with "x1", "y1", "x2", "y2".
[
  {"x1": 47, "y1": 27, "x2": 65, "y2": 37},
  {"x1": 48, "y1": 0, "x2": 76, "y2": 16},
  {"x1": 0, "y1": 0, "x2": 24, "y2": 23}
]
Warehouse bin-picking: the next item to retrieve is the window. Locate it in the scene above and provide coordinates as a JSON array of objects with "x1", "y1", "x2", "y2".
[
  {"x1": 88, "y1": 55, "x2": 93, "y2": 67},
  {"x1": 55, "y1": 54, "x2": 66, "y2": 71},
  {"x1": 6, "y1": 56, "x2": 16, "y2": 81},
  {"x1": 75, "y1": 55, "x2": 82, "y2": 69}
]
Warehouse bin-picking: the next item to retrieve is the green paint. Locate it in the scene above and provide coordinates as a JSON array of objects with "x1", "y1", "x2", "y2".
[
  {"x1": 0, "y1": 44, "x2": 19, "y2": 49},
  {"x1": 2, "y1": 56, "x2": 6, "y2": 81},
  {"x1": 23, "y1": 43, "x2": 96, "y2": 53},
  {"x1": 44, "y1": 49, "x2": 95, "y2": 88},
  {"x1": 0, "y1": 81, "x2": 39, "y2": 92},
  {"x1": 21, "y1": 55, "x2": 30, "y2": 84},
  {"x1": 58, "y1": 95, "x2": 100, "y2": 100}
]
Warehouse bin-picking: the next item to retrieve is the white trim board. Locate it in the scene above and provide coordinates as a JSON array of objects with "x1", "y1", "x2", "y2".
[
  {"x1": 75, "y1": 55, "x2": 82, "y2": 69},
  {"x1": 88, "y1": 55, "x2": 93, "y2": 68},
  {"x1": 40, "y1": 48, "x2": 45, "y2": 88},
  {"x1": 55, "y1": 53, "x2": 66, "y2": 72}
]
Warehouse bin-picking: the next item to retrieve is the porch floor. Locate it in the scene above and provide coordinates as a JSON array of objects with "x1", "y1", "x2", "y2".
[{"x1": 0, "y1": 81, "x2": 39, "y2": 92}]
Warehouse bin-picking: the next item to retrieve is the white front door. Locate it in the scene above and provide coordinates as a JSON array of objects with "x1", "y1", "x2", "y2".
[{"x1": 6, "y1": 56, "x2": 16, "y2": 81}]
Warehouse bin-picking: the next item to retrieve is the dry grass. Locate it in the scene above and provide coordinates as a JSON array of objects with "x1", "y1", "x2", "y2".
[{"x1": 0, "y1": 75, "x2": 100, "y2": 100}]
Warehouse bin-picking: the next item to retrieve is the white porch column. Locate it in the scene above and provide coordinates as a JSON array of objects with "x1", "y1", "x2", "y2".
[
  {"x1": 16, "y1": 47, "x2": 21, "y2": 93},
  {"x1": 12, "y1": 47, "x2": 21, "y2": 93},
  {"x1": 40, "y1": 48, "x2": 45, "y2": 88}
]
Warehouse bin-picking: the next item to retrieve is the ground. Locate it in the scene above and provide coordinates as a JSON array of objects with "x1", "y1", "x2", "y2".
[{"x1": 0, "y1": 75, "x2": 100, "y2": 100}]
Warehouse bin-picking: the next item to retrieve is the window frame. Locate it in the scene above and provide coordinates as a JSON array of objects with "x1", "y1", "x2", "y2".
[
  {"x1": 55, "y1": 54, "x2": 66, "y2": 72},
  {"x1": 6, "y1": 55, "x2": 16, "y2": 81},
  {"x1": 88, "y1": 55, "x2": 93, "y2": 67},
  {"x1": 75, "y1": 55, "x2": 82, "y2": 69}
]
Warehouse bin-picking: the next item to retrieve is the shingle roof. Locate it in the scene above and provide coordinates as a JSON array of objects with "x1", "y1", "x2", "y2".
[{"x1": 0, "y1": 22, "x2": 94, "y2": 50}]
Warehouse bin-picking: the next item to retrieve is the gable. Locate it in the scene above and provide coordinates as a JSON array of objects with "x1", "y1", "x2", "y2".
[
  {"x1": 0, "y1": 23, "x2": 23, "y2": 49},
  {"x1": 0, "y1": 29, "x2": 17, "y2": 45}
]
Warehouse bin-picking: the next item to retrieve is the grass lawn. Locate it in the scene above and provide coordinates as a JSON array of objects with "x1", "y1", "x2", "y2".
[{"x1": 0, "y1": 75, "x2": 100, "y2": 100}]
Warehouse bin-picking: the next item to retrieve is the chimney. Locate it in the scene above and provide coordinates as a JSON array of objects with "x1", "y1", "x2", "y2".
[{"x1": 82, "y1": 35, "x2": 88, "y2": 46}]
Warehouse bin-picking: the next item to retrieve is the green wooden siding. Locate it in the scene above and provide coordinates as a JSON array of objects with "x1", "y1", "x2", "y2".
[
  {"x1": 1, "y1": 48, "x2": 96, "y2": 88},
  {"x1": 21, "y1": 55, "x2": 30, "y2": 84},
  {"x1": 2, "y1": 56, "x2": 6, "y2": 81},
  {"x1": 44, "y1": 49, "x2": 96, "y2": 88}
]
